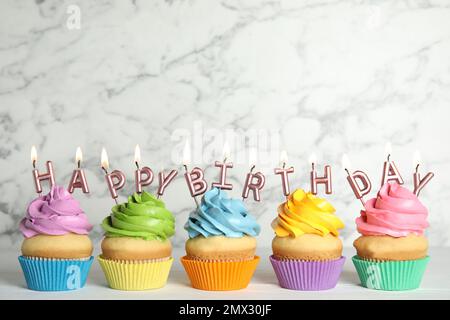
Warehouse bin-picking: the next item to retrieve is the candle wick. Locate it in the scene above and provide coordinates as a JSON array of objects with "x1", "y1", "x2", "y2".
[
  {"x1": 32, "y1": 160, "x2": 36, "y2": 169},
  {"x1": 183, "y1": 164, "x2": 188, "y2": 173},
  {"x1": 312, "y1": 162, "x2": 315, "y2": 171},
  {"x1": 77, "y1": 160, "x2": 81, "y2": 169},
  {"x1": 387, "y1": 154, "x2": 391, "y2": 162},
  {"x1": 250, "y1": 165, "x2": 255, "y2": 173},
  {"x1": 345, "y1": 168, "x2": 350, "y2": 176},
  {"x1": 415, "y1": 164, "x2": 420, "y2": 173},
  {"x1": 282, "y1": 162, "x2": 286, "y2": 169},
  {"x1": 135, "y1": 161, "x2": 140, "y2": 170},
  {"x1": 102, "y1": 167, "x2": 108, "y2": 175}
]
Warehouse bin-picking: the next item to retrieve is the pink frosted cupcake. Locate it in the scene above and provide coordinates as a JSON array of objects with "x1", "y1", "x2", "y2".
[{"x1": 353, "y1": 182, "x2": 429, "y2": 291}]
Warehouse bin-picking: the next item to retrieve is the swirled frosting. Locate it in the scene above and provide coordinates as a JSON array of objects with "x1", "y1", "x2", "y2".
[
  {"x1": 356, "y1": 182, "x2": 428, "y2": 237},
  {"x1": 101, "y1": 191, "x2": 175, "y2": 241},
  {"x1": 19, "y1": 185, "x2": 92, "y2": 238},
  {"x1": 185, "y1": 187, "x2": 261, "y2": 238},
  {"x1": 271, "y1": 189, "x2": 344, "y2": 237}
]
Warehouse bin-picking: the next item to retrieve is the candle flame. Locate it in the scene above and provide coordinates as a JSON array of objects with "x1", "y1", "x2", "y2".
[
  {"x1": 309, "y1": 153, "x2": 317, "y2": 165},
  {"x1": 76, "y1": 147, "x2": 83, "y2": 164},
  {"x1": 222, "y1": 140, "x2": 231, "y2": 161},
  {"x1": 101, "y1": 148, "x2": 109, "y2": 170},
  {"x1": 385, "y1": 142, "x2": 392, "y2": 159},
  {"x1": 182, "y1": 139, "x2": 191, "y2": 166},
  {"x1": 134, "y1": 144, "x2": 141, "y2": 164},
  {"x1": 30, "y1": 145, "x2": 37, "y2": 164},
  {"x1": 342, "y1": 154, "x2": 351, "y2": 170},
  {"x1": 413, "y1": 150, "x2": 421, "y2": 168},
  {"x1": 279, "y1": 150, "x2": 288, "y2": 166}
]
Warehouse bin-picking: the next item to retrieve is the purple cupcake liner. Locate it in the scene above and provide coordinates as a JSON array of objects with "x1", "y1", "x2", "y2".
[{"x1": 270, "y1": 255, "x2": 345, "y2": 291}]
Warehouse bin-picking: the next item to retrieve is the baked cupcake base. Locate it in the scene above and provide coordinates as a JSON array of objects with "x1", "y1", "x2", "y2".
[
  {"x1": 181, "y1": 256, "x2": 260, "y2": 291},
  {"x1": 98, "y1": 255, "x2": 173, "y2": 291},
  {"x1": 352, "y1": 255, "x2": 429, "y2": 291},
  {"x1": 270, "y1": 255, "x2": 345, "y2": 291},
  {"x1": 18, "y1": 255, "x2": 93, "y2": 291}
]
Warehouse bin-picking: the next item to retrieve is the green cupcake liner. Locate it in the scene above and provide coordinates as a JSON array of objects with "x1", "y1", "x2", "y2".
[{"x1": 352, "y1": 255, "x2": 429, "y2": 291}]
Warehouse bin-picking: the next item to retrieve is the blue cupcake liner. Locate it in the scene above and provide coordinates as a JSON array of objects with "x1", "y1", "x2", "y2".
[{"x1": 18, "y1": 256, "x2": 93, "y2": 291}]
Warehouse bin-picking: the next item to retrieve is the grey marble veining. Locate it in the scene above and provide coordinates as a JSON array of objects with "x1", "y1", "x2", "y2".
[{"x1": 0, "y1": 0, "x2": 449, "y2": 250}]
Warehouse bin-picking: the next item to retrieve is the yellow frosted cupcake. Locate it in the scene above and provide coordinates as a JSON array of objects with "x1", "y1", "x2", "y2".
[{"x1": 270, "y1": 189, "x2": 345, "y2": 291}]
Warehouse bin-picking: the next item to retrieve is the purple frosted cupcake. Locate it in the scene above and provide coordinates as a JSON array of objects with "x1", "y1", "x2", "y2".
[
  {"x1": 270, "y1": 189, "x2": 345, "y2": 291},
  {"x1": 19, "y1": 185, "x2": 93, "y2": 291}
]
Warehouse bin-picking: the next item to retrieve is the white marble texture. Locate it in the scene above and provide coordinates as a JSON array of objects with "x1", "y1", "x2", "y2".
[{"x1": 0, "y1": 0, "x2": 449, "y2": 250}]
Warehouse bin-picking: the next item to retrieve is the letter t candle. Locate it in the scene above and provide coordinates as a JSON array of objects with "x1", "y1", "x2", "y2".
[{"x1": 274, "y1": 150, "x2": 294, "y2": 200}]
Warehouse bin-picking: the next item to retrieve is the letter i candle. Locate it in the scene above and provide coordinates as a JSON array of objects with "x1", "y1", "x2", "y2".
[
  {"x1": 270, "y1": 151, "x2": 346, "y2": 291},
  {"x1": 345, "y1": 143, "x2": 434, "y2": 291}
]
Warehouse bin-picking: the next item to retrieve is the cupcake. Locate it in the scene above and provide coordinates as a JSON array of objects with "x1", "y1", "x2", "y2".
[
  {"x1": 18, "y1": 185, "x2": 94, "y2": 291},
  {"x1": 352, "y1": 182, "x2": 429, "y2": 291},
  {"x1": 181, "y1": 187, "x2": 261, "y2": 291},
  {"x1": 270, "y1": 188, "x2": 345, "y2": 291},
  {"x1": 98, "y1": 191, "x2": 175, "y2": 290}
]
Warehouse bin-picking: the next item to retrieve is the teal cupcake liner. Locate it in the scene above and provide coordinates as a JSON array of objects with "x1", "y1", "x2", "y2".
[
  {"x1": 352, "y1": 255, "x2": 429, "y2": 291},
  {"x1": 18, "y1": 256, "x2": 93, "y2": 291}
]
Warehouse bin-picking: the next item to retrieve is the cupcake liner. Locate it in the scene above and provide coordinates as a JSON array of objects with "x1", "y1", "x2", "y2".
[
  {"x1": 270, "y1": 255, "x2": 345, "y2": 291},
  {"x1": 181, "y1": 256, "x2": 260, "y2": 291},
  {"x1": 18, "y1": 255, "x2": 93, "y2": 291},
  {"x1": 97, "y1": 255, "x2": 173, "y2": 290},
  {"x1": 352, "y1": 255, "x2": 429, "y2": 291}
]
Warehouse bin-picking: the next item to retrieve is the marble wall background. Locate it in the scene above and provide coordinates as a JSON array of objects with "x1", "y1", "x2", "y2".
[{"x1": 1, "y1": 0, "x2": 449, "y2": 250}]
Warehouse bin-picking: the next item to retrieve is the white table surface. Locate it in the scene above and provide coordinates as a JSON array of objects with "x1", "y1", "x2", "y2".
[{"x1": 1, "y1": 247, "x2": 449, "y2": 300}]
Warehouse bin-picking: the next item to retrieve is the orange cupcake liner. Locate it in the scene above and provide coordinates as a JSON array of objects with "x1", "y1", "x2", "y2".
[{"x1": 181, "y1": 256, "x2": 260, "y2": 291}]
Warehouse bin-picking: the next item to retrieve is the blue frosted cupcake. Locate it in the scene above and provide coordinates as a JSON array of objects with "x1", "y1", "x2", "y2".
[
  {"x1": 181, "y1": 188, "x2": 261, "y2": 291},
  {"x1": 18, "y1": 185, "x2": 93, "y2": 291}
]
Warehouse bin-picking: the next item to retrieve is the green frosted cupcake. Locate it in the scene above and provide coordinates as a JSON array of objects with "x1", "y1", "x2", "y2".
[{"x1": 98, "y1": 191, "x2": 175, "y2": 290}]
